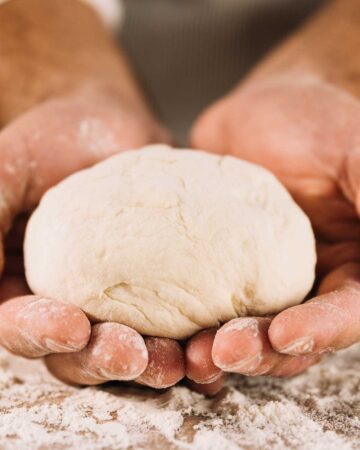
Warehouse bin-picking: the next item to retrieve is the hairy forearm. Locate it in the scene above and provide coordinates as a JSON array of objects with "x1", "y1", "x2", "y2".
[
  {"x1": 0, "y1": 0, "x2": 148, "y2": 126},
  {"x1": 248, "y1": 0, "x2": 360, "y2": 97}
]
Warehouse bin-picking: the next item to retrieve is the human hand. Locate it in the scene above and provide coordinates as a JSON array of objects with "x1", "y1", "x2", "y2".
[
  {"x1": 0, "y1": 0, "x2": 186, "y2": 391},
  {"x1": 0, "y1": 81, "x2": 190, "y2": 389},
  {"x1": 187, "y1": 71, "x2": 360, "y2": 387},
  {"x1": 183, "y1": 0, "x2": 360, "y2": 393}
]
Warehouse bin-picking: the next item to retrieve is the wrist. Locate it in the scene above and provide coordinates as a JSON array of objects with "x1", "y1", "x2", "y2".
[
  {"x1": 0, "y1": 0, "x2": 147, "y2": 126},
  {"x1": 245, "y1": 0, "x2": 360, "y2": 99}
]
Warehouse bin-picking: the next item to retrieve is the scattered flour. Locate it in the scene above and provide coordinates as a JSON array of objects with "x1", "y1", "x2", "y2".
[
  {"x1": 78, "y1": 117, "x2": 118, "y2": 156},
  {"x1": 223, "y1": 318, "x2": 260, "y2": 336},
  {"x1": 0, "y1": 345, "x2": 360, "y2": 449}
]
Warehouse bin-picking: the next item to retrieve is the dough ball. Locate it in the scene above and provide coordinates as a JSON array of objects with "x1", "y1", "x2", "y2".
[{"x1": 24, "y1": 145, "x2": 316, "y2": 339}]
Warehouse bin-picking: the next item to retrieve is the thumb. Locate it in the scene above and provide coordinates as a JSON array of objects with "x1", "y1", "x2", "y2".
[
  {"x1": 269, "y1": 263, "x2": 360, "y2": 356},
  {"x1": 2, "y1": 85, "x2": 172, "y2": 211},
  {"x1": 190, "y1": 96, "x2": 229, "y2": 155},
  {"x1": 341, "y1": 147, "x2": 360, "y2": 212}
]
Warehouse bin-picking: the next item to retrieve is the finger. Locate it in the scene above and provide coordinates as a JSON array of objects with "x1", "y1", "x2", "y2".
[
  {"x1": 185, "y1": 329, "x2": 222, "y2": 384},
  {"x1": 212, "y1": 317, "x2": 291, "y2": 376},
  {"x1": 187, "y1": 374, "x2": 225, "y2": 396},
  {"x1": 0, "y1": 296, "x2": 91, "y2": 357},
  {"x1": 270, "y1": 354, "x2": 321, "y2": 377},
  {"x1": 317, "y1": 241, "x2": 360, "y2": 277},
  {"x1": 269, "y1": 263, "x2": 360, "y2": 355},
  {"x1": 12, "y1": 92, "x2": 173, "y2": 208},
  {"x1": 135, "y1": 337, "x2": 185, "y2": 389},
  {"x1": 45, "y1": 323, "x2": 148, "y2": 386},
  {"x1": 317, "y1": 262, "x2": 360, "y2": 295},
  {"x1": 213, "y1": 318, "x2": 321, "y2": 377},
  {"x1": 298, "y1": 194, "x2": 360, "y2": 243},
  {"x1": 190, "y1": 97, "x2": 228, "y2": 155},
  {"x1": 0, "y1": 276, "x2": 30, "y2": 302}
]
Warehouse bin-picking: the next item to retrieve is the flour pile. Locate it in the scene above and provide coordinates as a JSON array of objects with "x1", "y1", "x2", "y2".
[{"x1": 0, "y1": 345, "x2": 359, "y2": 449}]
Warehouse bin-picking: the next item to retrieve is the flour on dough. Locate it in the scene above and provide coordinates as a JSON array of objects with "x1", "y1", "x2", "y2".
[{"x1": 24, "y1": 145, "x2": 316, "y2": 339}]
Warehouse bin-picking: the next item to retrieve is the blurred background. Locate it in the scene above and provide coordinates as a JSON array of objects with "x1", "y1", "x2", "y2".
[{"x1": 121, "y1": 0, "x2": 325, "y2": 142}]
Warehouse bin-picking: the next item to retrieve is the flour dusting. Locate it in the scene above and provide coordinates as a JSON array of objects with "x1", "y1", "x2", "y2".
[
  {"x1": 78, "y1": 117, "x2": 118, "y2": 156},
  {"x1": 0, "y1": 345, "x2": 360, "y2": 449}
]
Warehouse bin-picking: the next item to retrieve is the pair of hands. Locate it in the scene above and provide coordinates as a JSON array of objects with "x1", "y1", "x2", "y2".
[{"x1": 0, "y1": 69, "x2": 359, "y2": 395}]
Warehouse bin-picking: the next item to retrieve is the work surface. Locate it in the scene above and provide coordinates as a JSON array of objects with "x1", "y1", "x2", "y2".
[{"x1": 0, "y1": 345, "x2": 359, "y2": 450}]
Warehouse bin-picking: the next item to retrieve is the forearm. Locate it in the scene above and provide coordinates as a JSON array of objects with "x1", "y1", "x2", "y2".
[
  {"x1": 0, "y1": 0, "x2": 149, "y2": 126},
  {"x1": 248, "y1": 0, "x2": 360, "y2": 97}
]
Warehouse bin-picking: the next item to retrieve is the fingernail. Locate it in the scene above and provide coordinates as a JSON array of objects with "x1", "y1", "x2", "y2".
[
  {"x1": 222, "y1": 318, "x2": 259, "y2": 337},
  {"x1": 190, "y1": 371, "x2": 223, "y2": 385},
  {"x1": 318, "y1": 346, "x2": 335, "y2": 355},
  {"x1": 98, "y1": 367, "x2": 137, "y2": 381},
  {"x1": 136, "y1": 376, "x2": 177, "y2": 389},
  {"x1": 279, "y1": 336, "x2": 314, "y2": 355},
  {"x1": 216, "y1": 352, "x2": 263, "y2": 373}
]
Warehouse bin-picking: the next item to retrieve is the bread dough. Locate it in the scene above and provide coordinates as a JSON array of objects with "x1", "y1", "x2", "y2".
[{"x1": 24, "y1": 145, "x2": 316, "y2": 339}]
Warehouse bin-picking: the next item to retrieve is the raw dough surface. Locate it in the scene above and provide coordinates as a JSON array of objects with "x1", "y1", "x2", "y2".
[{"x1": 24, "y1": 145, "x2": 316, "y2": 339}]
